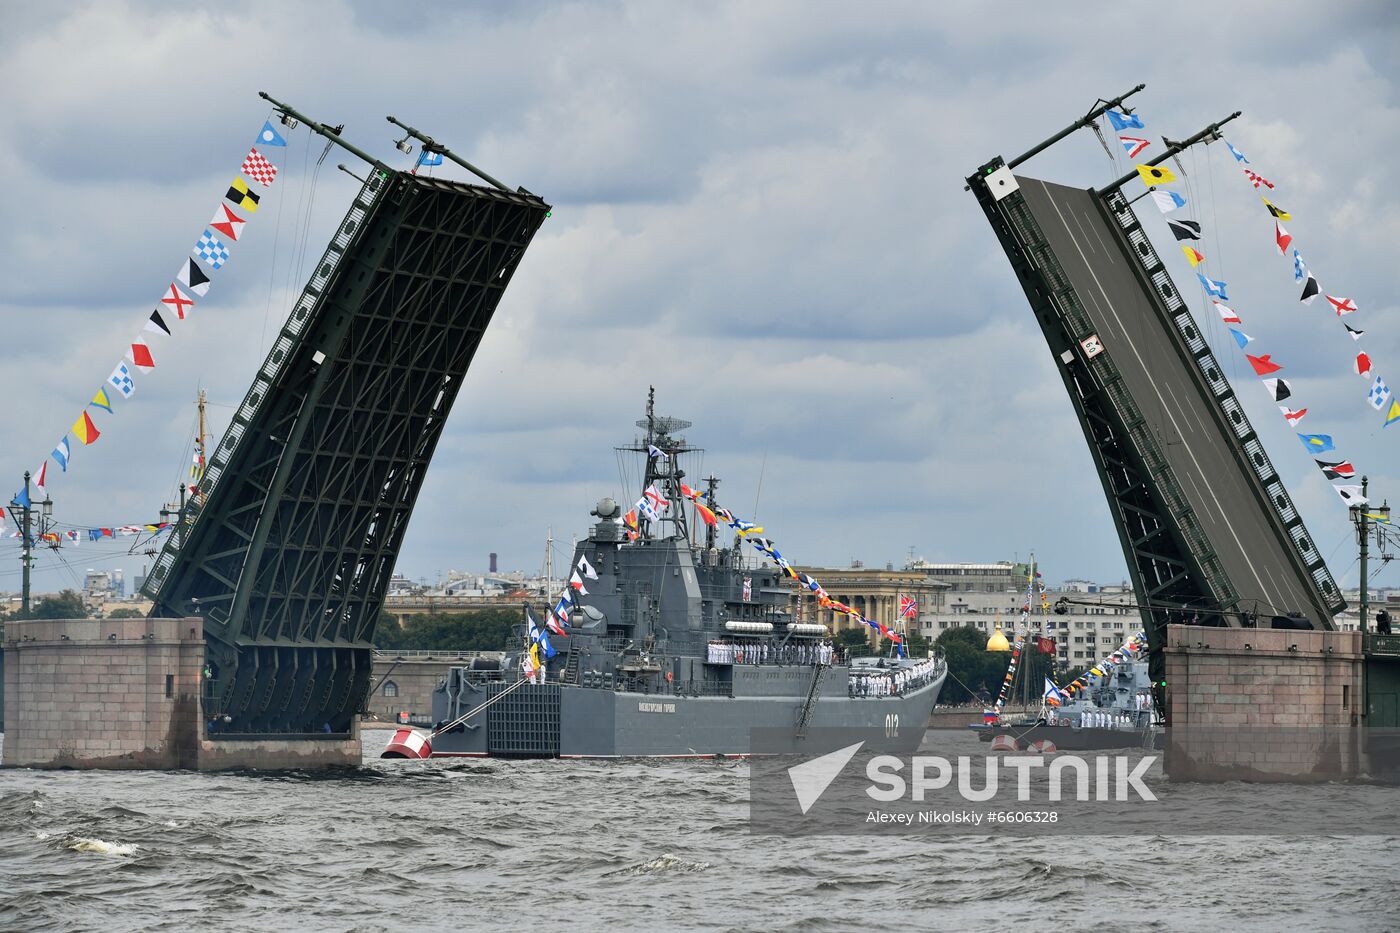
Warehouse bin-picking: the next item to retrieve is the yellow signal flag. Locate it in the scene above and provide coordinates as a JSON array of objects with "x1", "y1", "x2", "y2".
[
  {"x1": 1182, "y1": 245, "x2": 1206, "y2": 267},
  {"x1": 71, "y1": 411, "x2": 102, "y2": 446},
  {"x1": 1136, "y1": 163, "x2": 1178, "y2": 186},
  {"x1": 1262, "y1": 198, "x2": 1292, "y2": 221}
]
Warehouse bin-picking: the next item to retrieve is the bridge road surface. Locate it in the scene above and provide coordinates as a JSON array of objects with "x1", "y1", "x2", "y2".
[{"x1": 1015, "y1": 175, "x2": 1324, "y2": 623}]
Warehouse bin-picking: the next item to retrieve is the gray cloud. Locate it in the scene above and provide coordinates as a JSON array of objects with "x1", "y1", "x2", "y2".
[{"x1": 2, "y1": 0, "x2": 1399, "y2": 597}]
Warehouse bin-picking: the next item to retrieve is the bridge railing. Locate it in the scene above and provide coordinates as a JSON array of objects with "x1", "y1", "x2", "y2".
[
  {"x1": 144, "y1": 171, "x2": 392, "y2": 603},
  {"x1": 1101, "y1": 189, "x2": 1343, "y2": 613}
]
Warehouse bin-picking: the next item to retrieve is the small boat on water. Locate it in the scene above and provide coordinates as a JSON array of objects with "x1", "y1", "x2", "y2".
[{"x1": 969, "y1": 659, "x2": 1162, "y2": 752}]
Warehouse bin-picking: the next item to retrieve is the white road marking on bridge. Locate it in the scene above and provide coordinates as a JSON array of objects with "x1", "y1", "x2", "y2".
[{"x1": 1040, "y1": 185, "x2": 1282, "y2": 613}]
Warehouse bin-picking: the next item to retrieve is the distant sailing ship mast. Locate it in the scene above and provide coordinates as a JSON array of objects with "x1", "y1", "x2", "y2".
[{"x1": 191, "y1": 389, "x2": 208, "y2": 507}]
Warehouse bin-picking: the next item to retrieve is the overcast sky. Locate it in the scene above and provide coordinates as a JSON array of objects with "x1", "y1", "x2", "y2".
[{"x1": 2, "y1": 1, "x2": 1398, "y2": 598}]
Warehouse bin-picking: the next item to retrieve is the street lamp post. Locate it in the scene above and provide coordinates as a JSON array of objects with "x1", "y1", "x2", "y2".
[{"x1": 9, "y1": 471, "x2": 55, "y2": 616}]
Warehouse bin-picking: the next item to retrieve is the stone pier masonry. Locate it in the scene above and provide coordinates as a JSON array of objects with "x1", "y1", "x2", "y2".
[
  {"x1": 2, "y1": 617, "x2": 360, "y2": 770},
  {"x1": 1165, "y1": 623, "x2": 1363, "y2": 781}
]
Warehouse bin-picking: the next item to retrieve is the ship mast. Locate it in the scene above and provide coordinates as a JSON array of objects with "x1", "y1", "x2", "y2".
[
  {"x1": 703, "y1": 475, "x2": 720, "y2": 552},
  {"x1": 624, "y1": 386, "x2": 695, "y2": 543},
  {"x1": 193, "y1": 389, "x2": 208, "y2": 506}
]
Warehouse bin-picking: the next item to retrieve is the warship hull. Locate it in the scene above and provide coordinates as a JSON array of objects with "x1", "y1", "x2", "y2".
[{"x1": 427, "y1": 667, "x2": 944, "y2": 758}]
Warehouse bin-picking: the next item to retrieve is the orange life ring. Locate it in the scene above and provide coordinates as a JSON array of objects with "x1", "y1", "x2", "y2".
[{"x1": 665, "y1": 671, "x2": 674, "y2": 683}]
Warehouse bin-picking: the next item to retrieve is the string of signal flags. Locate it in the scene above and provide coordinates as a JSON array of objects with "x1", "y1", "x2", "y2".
[
  {"x1": 578, "y1": 447, "x2": 913, "y2": 652},
  {"x1": 11, "y1": 117, "x2": 292, "y2": 510},
  {"x1": 1105, "y1": 104, "x2": 1387, "y2": 517}
]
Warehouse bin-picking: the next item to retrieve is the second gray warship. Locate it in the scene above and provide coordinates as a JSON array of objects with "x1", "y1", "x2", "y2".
[{"x1": 383, "y1": 395, "x2": 946, "y2": 759}]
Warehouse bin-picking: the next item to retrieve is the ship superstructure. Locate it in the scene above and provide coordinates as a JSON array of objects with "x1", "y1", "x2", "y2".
[{"x1": 383, "y1": 395, "x2": 946, "y2": 758}]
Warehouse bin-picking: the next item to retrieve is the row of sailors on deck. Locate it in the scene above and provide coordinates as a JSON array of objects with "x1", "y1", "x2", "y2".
[
  {"x1": 1046, "y1": 709, "x2": 1137, "y2": 729},
  {"x1": 706, "y1": 641, "x2": 835, "y2": 666},
  {"x1": 849, "y1": 657, "x2": 941, "y2": 697}
]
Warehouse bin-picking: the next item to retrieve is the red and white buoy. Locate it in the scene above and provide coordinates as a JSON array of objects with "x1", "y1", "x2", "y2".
[
  {"x1": 380, "y1": 727, "x2": 433, "y2": 759},
  {"x1": 989, "y1": 735, "x2": 1019, "y2": 753},
  {"x1": 1028, "y1": 739, "x2": 1058, "y2": 755}
]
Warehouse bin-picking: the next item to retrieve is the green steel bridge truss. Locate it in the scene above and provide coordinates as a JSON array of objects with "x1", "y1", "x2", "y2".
[{"x1": 144, "y1": 168, "x2": 549, "y2": 735}]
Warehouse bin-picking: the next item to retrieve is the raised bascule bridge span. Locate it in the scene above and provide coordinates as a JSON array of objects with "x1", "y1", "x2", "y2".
[
  {"x1": 968, "y1": 86, "x2": 1344, "y2": 704},
  {"x1": 142, "y1": 95, "x2": 550, "y2": 738}
]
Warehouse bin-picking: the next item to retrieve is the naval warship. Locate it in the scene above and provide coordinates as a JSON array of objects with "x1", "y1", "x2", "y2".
[
  {"x1": 970, "y1": 660, "x2": 1162, "y2": 751},
  {"x1": 382, "y1": 396, "x2": 946, "y2": 759}
]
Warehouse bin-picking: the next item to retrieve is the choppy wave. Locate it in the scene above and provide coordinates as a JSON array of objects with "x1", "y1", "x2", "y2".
[
  {"x1": 1, "y1": 731, "x2": 1398, "y2": 931},
  {"x1": 67, "y1": 837, "x2": 138, "y2": 856}
]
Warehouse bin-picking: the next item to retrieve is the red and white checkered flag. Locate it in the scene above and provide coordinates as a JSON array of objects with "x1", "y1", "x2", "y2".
[
  {"x1": 242, "y1": 148, "x2": 278, "y2": 187},
  {"x1": 1244, "y1": 169, "x2": 1274, "y2": 190}
]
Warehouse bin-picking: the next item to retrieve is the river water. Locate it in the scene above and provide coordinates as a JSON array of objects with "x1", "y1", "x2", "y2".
[{"x1": 1, "y1": 729, "x2": 1397, "y2": 932}]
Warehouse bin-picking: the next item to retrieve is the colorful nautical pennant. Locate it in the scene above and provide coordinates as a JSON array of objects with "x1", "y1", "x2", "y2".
[
  {"x1": 1369, "y1": 376, "x2": 1391, "y2": 410},
  {"x1": 1345, "y1": 323, "x2": 1365, "y2": 341},
  {"x1": 1167, "y1": 219, "x2": 1202, "y2": 241},
  {"x1": 257, "y1": 120, "x2": 288, "y2": 147},
  {"x1": 1326, "y1": 295, "x2": 1358, "y2": 316},
  {"x1": 1316, "y1": 459, "x2": 1356, "y2": 480},
  {"x1": 577, "y1": 555, "x2": 599, "y2": 580},
  {"x1": 1275, "y1": 221, "x2": 1292, "y2": 255},
  {"x1": 1119, "y1": 135, "x2": 1150, "y2": 158},
  {"x1": 1107, "y1": 109, "x2": 1144, "y2": 131},
  {"x1": 209, "y1": 203, "x2": 246, "y2": 242},
  {"x1": 1292, "y1": 249, "x2": 1307, "y2": 284},
  {"x1": 1261, "y1": 198, "x2": 1291, "y2": 221},
  {"x1": 241, "y1": 148, "x2": 278, "y2": 186},
  {"x1": 1182, "y1": 245, "x2": 1205, "y2": 267},
  {"x1": 145, "y1": 309, "x2": 172, "y2": 337},
  {"x1": 194, "y1": 230, "x2": 230, "y2": 270},
  {"x1": 569, "y1": 570, "x2": 589, "y2": 595},
  {"x1": 177, "y1": 257, "x2": 212, "y2": 297},
  {"x1": 416, "y1": 149, "x2": 443, "y2": 168},
  {"x1": 126, "y1": 338, "x2": 155, "y2": 373},
  {"x1": 89, "y1": 387, "x2": 114, "y2": 413},
  {"x1": 1355, "y1": 352, "x2": 1373, "y2": 378},
  {"x1": 1244, "y1": 169, "x2": 1274, "y2": 190},
  {"x1": 1247, "y1": 354, "x2": 1282, "y2": 376},
  {"x1": 1298, "y1": 433, "x2": 1335, "y2": 454},
  {"x1": 1280, "y1": 406, "x2": 1308, "y2": 424},
  {"x1": 52, "y1": 437, "x2": 71, "y2": 472},
  {"x1": 1335, "y1": 485, "x2": 1367, "y2": 507},
  {"x1": 108, "y1": 363, "x2": 135, "y2": 398},
  {"x1": 1300, "y1": 274, "x2": 1319, "y2": 304},
  {"x1": 161, "y1": 283, "x2": 194, "y2": 319},
  {"x1": 1225, "y1": 141, "x2": 1249, "y2": 163},
  {"x1": 1229, "y1": 329, "x2": 1252, "y2": 349},
  {"x1": 1197, "y1": 273, "x2": 1229, "y2": 300},
  {"x1": 225, "y1": 177, "x2": 260, "y2": 212},
  {"x1": 71, "y1": 411, "x2": 101, "y2": 445},
  {"x1": 32, "y1": 461, "x2": 48, "y2": 500},
  {"x1": 1136, "y1": 163, "x2": 1177, "y2": 186},
  {"x1": 1151, "y1": 190, "x2": 1187, "y2": 213},
  {"x1": 1264, "y1": 378, "x2": 1292, "y2": 402},
  {"x1": 1385, "y1": 400, "x2": 1400, "y2": 428},
  {"x1": 1215, "y1": 302, "x2": 1242, "y2": 324}
]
